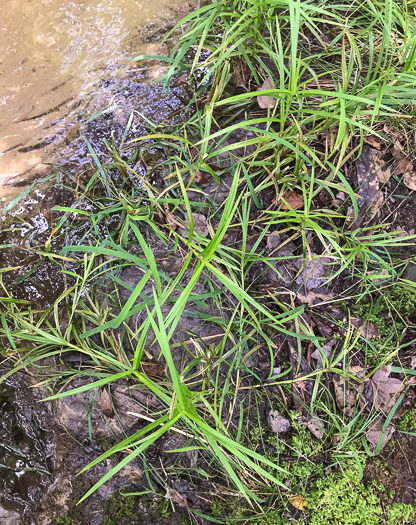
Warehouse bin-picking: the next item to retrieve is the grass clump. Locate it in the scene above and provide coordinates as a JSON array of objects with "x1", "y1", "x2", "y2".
[{"x1": 2, "y1": 0, "x2": 416, "y2": 520}]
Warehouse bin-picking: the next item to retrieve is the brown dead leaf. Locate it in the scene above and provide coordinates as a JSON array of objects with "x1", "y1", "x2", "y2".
[
  {"x1": 181, "y1": 213, "x2": 209, "y2": 237},
  {"x1": 288, "y1": 495, "x2": 308, "y2": 511},
  {"x1": 165, "y1": 487, "x2": 189, "y2": 508},
  {"x1": 333, "y1": 366, "x2": 365, "y2": 417},
  {"x1": 257, "y1": 77, "x2": 277, "y2": 109},
  {"x1": 304, "y1": 416, "x2": 325, "y2": 439},
  {"x1": 141, "y1": 361, "x2": 165, "y2": 377},
  {"x1": 277, "y1": 191, "x2": 304, "y2": 210},
  {"x1": 389, "y1": 142, "x2": 416, "y2": 191},
  {"x1": 350, "y1": 317, "x2": 381, "y2": 338},
  {"x1": 403, "y1": 171, "x2": 416, "y2": 191},
  {"x1": 101, "y1": 388, "x2": 114, "y2": 418},
  {"x1": 363, "y1": 136, "x2": 382, "y2": 150},
  {"x1": 298, "y1": 290, "x2": 334, "y2": 307},
  {"x1": 233, "y1": 57, "x2": 251, "y2": 90},
  {"x1": 268, "y1": 410, "x2": 291, "y2": 433},
  {"x1": 349, "y1": 145, "x2": 383, "y2": 228},
  {"x1": 374, "y1": 157, "x2": 392, "y2": 184},
  {"x1": 195, "y1": 171, "x2": 211, "y2": 185},
  {"x1": 163, "y1": 203, "x2": 180, "y2": 230},
  {"x1": 370, "y1": 365, "x2": 404, "y2": 411},
  {"x1": 366, "y1": 426, "x2": 395, "y2": 450}
]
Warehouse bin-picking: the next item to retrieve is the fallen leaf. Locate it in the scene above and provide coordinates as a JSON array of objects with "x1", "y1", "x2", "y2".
[
  {"x1": 311, "y1": 339, "x2": 336, "y2": 369},
  {"x1": 266, "y1": 232, "x2": 281, "y2": 254},
  {"x1": 304, "y1": 416, "x2": 325, "y2": 439},
  {"x1": 268, "y1": 410, "x2": 291, "y2": 433},
  {"x1": 288, "y1": 495, "x2": 308, "y2": 511},
  {"x1": 374, "y1": 157, "x2": 392, "y2": 184},
  {"x1": 277, "y1": 191, "x2": 304, "y2": 210},
  {"x1": 363, "y1": 136, "x2": 382, "y2": 150},
  {"x1": 294, "y1": 255, "x2": 331, "y2": 291},
  {"x1": 349, "y1": 145, "x2": 383, "y2": 228},
  {"x1": 388, "y1": 142, "x2": 416, "y2": 190},
  {"x1": 182, "y1": 213, "x2": 209, "y2": 237},
  {"x1": 290, "y1": 346, "x2": 313, "y2": 411},
  {"x1": 350, "y1": 317, "x2": 380, "y2": 338},
  {"x1": 233, "y1": 57, "x2": 251, "y2": 90},
  {"x1": 101, "y1": 388, "x2": 114, "y2": 418},
  {"x1": 163, "y1": 203, "x2": 179, "y2": 230},
  {"x1": 298, "y1": 290, "x2": 334, "y2": 307},
  {"x1": 333, "y1": 366, "x2": 365, "y2": 417},
  {"x1": 366, "y1": 426, "x2": 395, "y2": 450},
  {"x1": 165, "y1": 487, "x2": 189, "y2": 508},
  {"x1": 206, "y1": 163, "x2": 222, "y2": 172},
  {"x1": 403, "y1": 171, "x2": 416, "y2": 191},
  {"x1": 370, "y1": 365, "x2": 404, "y2": 411},
  {"x1": 257, "y1": 77, "x2": 277, "y2": 109},
  {"x1": 404, "y1": 262, "x2": 416, "y2": 283},
  {"x1": 141, "y1": 361, "x2": 165, "y2": 377},
  {"x1": 195, "y1": 171, "x2": 211, "y2": 185}
]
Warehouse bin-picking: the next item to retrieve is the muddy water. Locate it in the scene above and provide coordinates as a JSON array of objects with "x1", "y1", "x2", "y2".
[{"x1": 0, "y1": 0, "x2": 195, "y2": 199}]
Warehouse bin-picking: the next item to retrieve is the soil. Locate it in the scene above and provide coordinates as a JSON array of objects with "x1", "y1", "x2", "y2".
[{"x1": 365, "y1": 435, "x2": 416, "y2": 506}]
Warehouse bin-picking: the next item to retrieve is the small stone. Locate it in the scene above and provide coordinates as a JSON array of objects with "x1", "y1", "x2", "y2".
[
  {"x1": 266, "y1": 232, "x2": 280, "y2": 254},
  {"x1": 268, "y1": 410, "x2": 291, "y2": 433},
  {"x1": 294, "y1": 255, "x2": 330, "y2": 290},
  {"x1": 404, "y1": 262, "x2": 416, "y2": 283}
]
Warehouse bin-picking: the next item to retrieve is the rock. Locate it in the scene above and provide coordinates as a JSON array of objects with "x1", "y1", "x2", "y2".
[
  {"x1": 268, "y1": 410, "x2": 291, "y2": 433},
  {"x1": 266, "y1": 232, "x2": 281, "y2": 254},
  {"x1": 294, "y1": 254, "x2": 330, "y2": 290},
  {"x1": 0, "y1": 505, "x2": 21, "y2": 525}
]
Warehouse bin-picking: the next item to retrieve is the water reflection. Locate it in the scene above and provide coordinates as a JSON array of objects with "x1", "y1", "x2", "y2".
[{"x1": 0, "y1": 0, "x2": 194, "y2": 196}]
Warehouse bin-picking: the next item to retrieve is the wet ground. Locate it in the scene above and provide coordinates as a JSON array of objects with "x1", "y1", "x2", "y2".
[{"x1": 0, "y1": 1, "x2": 199, "y2": 521}]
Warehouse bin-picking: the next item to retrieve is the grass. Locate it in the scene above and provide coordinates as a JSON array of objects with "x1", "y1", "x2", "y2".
[{"x1": 2, "y1": 0, "x2": 416, "y2": 522}]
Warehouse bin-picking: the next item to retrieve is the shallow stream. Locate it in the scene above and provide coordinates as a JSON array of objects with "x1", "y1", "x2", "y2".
[{"x1": 0, "y1": 0, "x2": 194, "y2": 199}]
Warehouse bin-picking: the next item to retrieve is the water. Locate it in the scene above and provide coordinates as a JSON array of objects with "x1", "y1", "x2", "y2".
[{"x1": 0, "y1": 0, "x2": 195, "y2": 198}]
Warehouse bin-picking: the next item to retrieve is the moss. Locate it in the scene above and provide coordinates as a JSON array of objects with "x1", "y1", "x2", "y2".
[
  {"x1": 55, "y1": 517, "x2": 81, "y2": 525},
  {"x1": 307, "y1": 463, "x2": 414, "y2": 525},
  {"x1": 398, "y1": 407, "x2": 416, "y2": 431},
  {"x1": 349, "y1": 285, "x2": 416, "y2": 362},
  {"x1": 102, "y1": 493, "x2": 138, "y2": 525},
  {"x1": 141, "y1": 494, "x2": 173, "y2": 519},
  {"x1": 210, "y1": 495, "x2": 251, "y2": 523},
  {"x1": 257, "y1": 510, "x2": 290, "y2": 525},
  {"x1": 387, "y1": 503, "x2": 415, "y2": 524}
]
